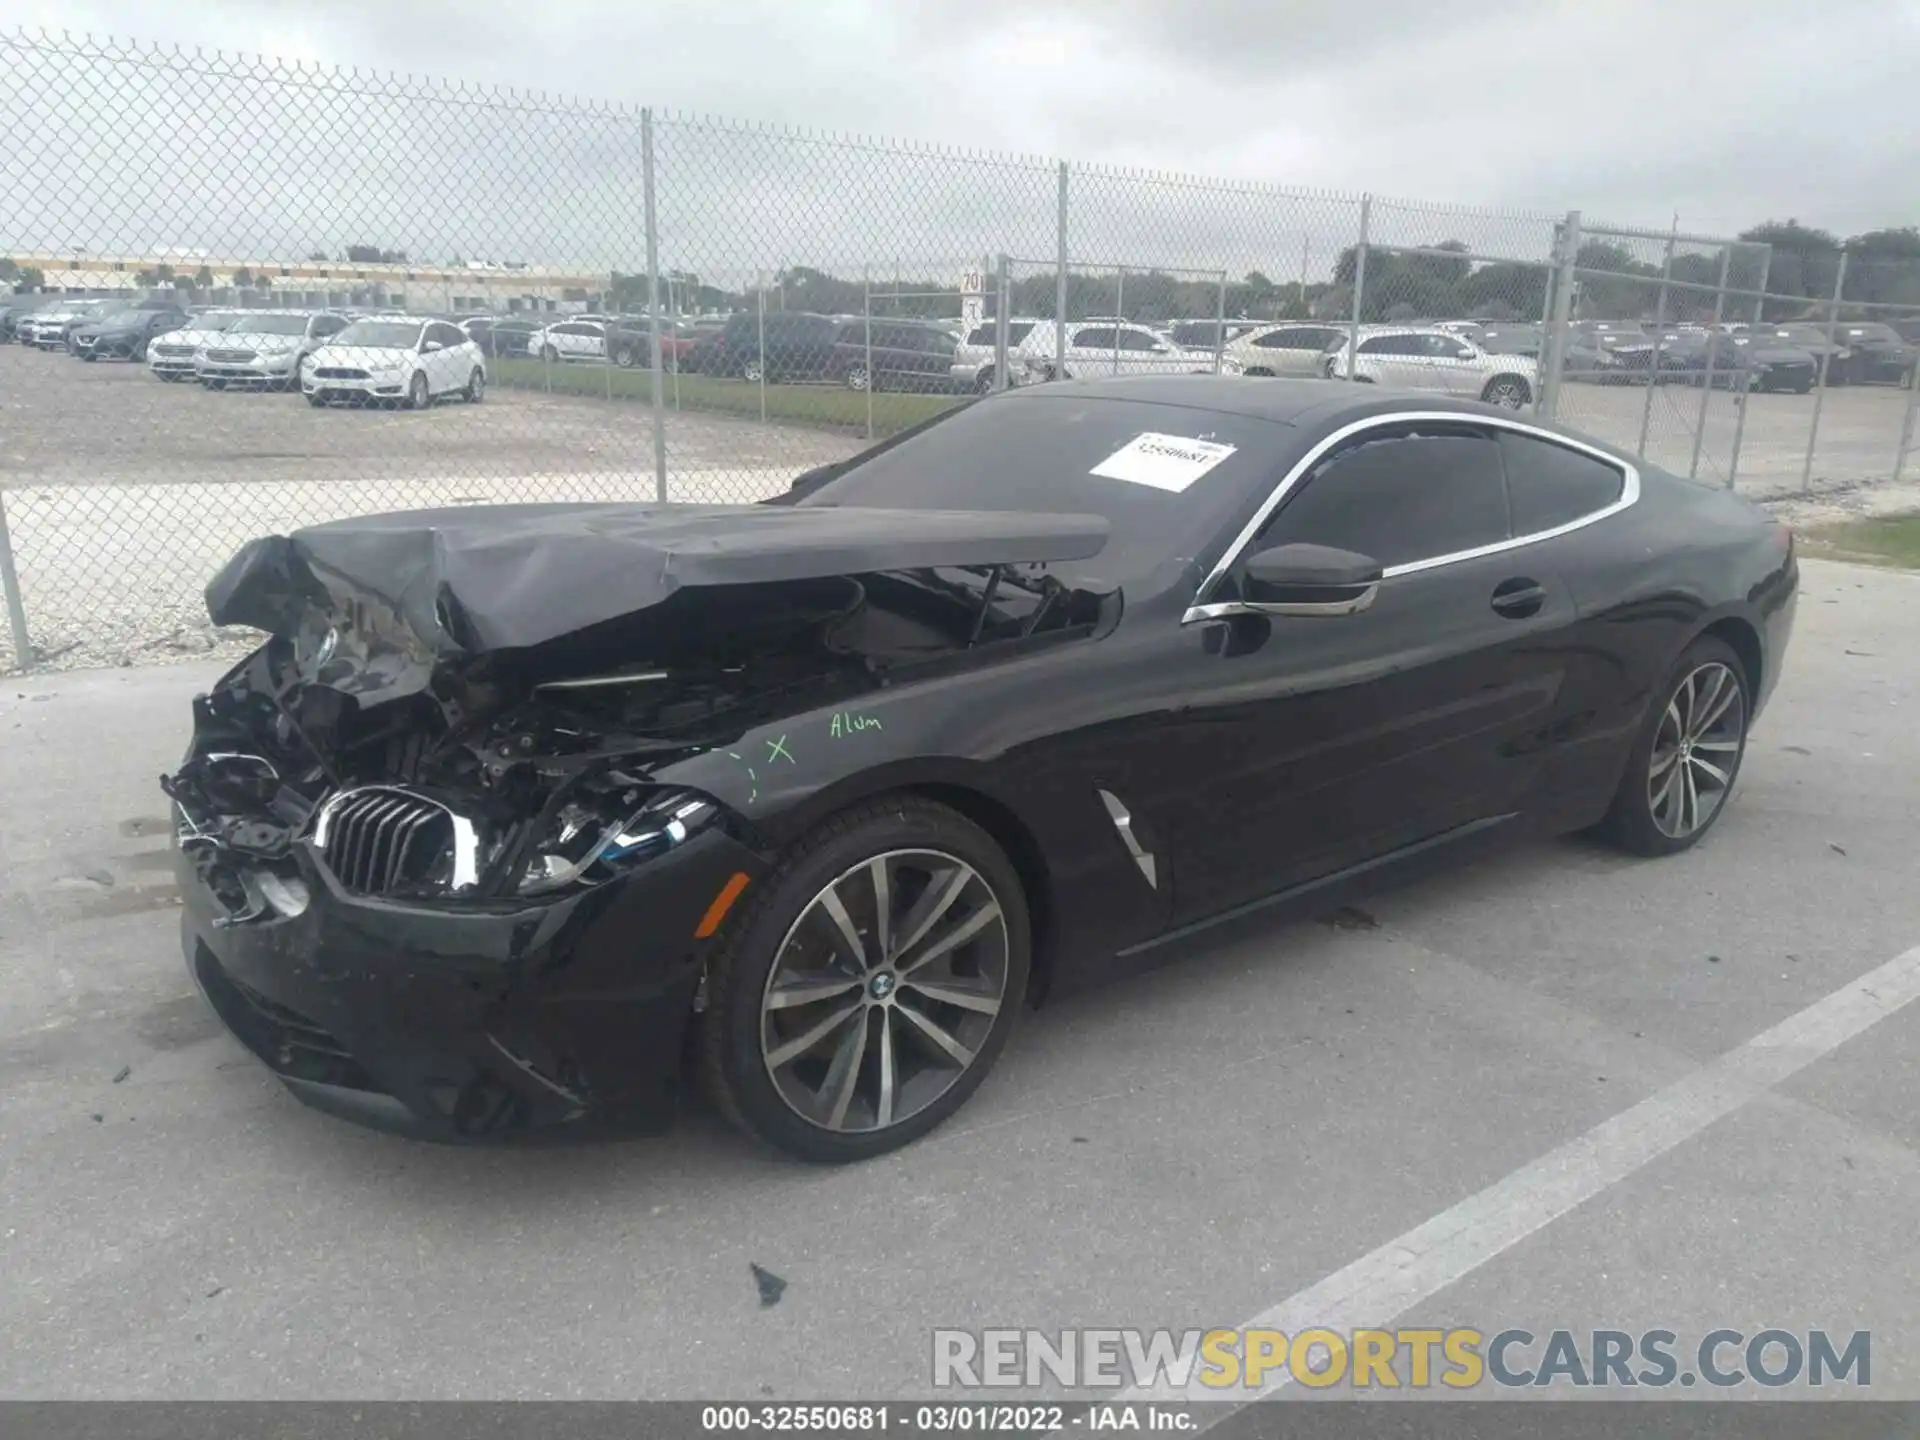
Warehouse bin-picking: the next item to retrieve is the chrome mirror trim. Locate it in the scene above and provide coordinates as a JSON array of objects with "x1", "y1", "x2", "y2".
[{"x1": 1184, "y1": 581, "x2": 1380, "y2": 625}]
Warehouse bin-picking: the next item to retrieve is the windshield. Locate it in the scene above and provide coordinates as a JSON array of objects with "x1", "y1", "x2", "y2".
[
  {"x1": 333, "y1": 320, "x2": 423, "y2": 347},
  {"x1": 229, "y1": 314, "x2": 312, "y2": 336},
  {"x1": 189, "y1": 312, "x2": 245, "y2": 331},
  {"x1": 797, "y1": 393, "x2": 1290, "y2": 589}
]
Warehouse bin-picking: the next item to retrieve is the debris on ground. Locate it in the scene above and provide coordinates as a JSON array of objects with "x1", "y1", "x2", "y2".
[
  {"x1": 1320, "y1": 906, "x2": 1380, "y2": 932},
  {"x1": 750, "y1": 1262, "x2": 787, "y2": 1308},
  {"x1": 111, "y1": 1066, "x2": 131, "y2": 1084}
]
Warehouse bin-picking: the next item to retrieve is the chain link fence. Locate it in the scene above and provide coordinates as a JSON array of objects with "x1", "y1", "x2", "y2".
[{"x1": 5, "y1": 28, "x2": 1920, "y2": 673}]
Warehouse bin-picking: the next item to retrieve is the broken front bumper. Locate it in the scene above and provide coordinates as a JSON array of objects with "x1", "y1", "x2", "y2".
[{"x1": 178, "y1": 824, "x2": 766, "y2": 1143}]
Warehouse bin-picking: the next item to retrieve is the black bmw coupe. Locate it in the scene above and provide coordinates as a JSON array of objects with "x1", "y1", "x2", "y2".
[{"x1": 166, "y1": 377, "x2": 1798, "y2": 1159}]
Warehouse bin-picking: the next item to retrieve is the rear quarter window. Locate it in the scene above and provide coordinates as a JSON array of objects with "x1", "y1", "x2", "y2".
[{"x1": 1497, "y1": 431, "x2": 1626, "y2": 534}]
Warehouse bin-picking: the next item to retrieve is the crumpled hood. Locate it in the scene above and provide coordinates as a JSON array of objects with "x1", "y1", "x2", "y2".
[{"x1": 204, "y1": 501, "x2": 1111, "y2": 689}]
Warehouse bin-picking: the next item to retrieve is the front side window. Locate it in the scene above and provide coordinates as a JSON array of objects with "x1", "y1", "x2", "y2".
[
  {"x1": 1115, "y1": 328, "x2": 1164, "y2": 352},
  {"x1": 1261, "y1": 426, "x2": 1508, "y2": 569},
  {"x1": 1358, "y1": 334, "x2": 1410, "y2": 356},
  {"x1": 1072, "y1": 327, "x2": 1117, "y2": 350}
]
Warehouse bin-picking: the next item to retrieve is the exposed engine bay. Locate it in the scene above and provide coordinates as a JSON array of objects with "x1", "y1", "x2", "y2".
[{"x1": 166, "y1": 556, "x2": 1111, "y2": 918}]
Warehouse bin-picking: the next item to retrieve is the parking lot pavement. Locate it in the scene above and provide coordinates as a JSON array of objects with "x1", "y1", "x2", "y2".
[{"x1": 0, "y1": 555, "x2": 1915, "y2": 1403}]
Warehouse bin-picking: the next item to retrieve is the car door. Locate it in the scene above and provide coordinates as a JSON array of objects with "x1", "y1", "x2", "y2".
[
  {"x1": 1066, "y1": 326, "x2": 1116, "y2": 375},
  {"x1": 424, "y1": 322, "x2": 468, "y2": 392},
  {"x1": 1153, "y1": 418, "x2": 1582, "y2": 925}
]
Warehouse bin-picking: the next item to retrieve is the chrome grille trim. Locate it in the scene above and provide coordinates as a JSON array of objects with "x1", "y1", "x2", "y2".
[
  {"x1": 205, "y1": 347, "x2": 257, "y2": 363},
  {"x1": 310, "y1": 785, "x2": 481, "y2": 895}
]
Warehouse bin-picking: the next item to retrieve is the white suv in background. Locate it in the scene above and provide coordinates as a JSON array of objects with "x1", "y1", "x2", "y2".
[
  {"x1": 1224, "y1": 323, "x2": 1350, "y2": 378},
  {"x1": 303, "y1": 317, "x2": 488, "y2": 409},
  {"x1": 950, "y1": 317, "x2": 1040, "y2": 393},
  {"x1": 1014, "y1": 320, "x2": 1240, "y2": 381},
  {"x1": 1324, "y1": 326, "x2": 1538, "y2": 408}
]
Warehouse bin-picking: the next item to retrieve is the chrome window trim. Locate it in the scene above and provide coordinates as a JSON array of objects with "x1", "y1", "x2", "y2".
[{"x1": 1182, "y1": 410, "x2": 1639, "y2": 625}]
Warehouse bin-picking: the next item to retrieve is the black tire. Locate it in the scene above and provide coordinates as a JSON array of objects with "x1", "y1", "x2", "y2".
[
  {"x1": 1599, "y1": 635, "x2": 1751, "y2": 858},
  {"x1": 1245, "y1": 367, "x2": 1275, "y2": 378},
  {"x1": 465, "y1": 367, "x2": 485, "y2": 403},
  {"x1": 1481, "y1": 375, "x2": 1531, "y2": 408},
  {"x1": 973, "y1": 367, "x2": 998, "y2": 394},
  {"x1": 132, "y1": 339, "x2": 148, "y2": 363},
  {"x1": 613, "y1": 345, "x2": 638, "y2": 368},
  {"x1": 741, "y1": 359, "x2": 765, "y2": 384},
  {"x1": 407, "y1": 372, "x2": 430, "y2": 411},
  {"x1": 844, "y1": 364, "x2": 871, "y2": 392},
  {"x1": 205, "y1": 378, "x2": 226, "y2": 391},
  {"x1": 541, "y1": 345, "x2": 559, "y2": 363},
  {"x1": 306, "y1": 391, "x2": 326, "y2": 408},
  {"x1": 699, "y1": 795, "x2": 1031, "y2": 1163}
]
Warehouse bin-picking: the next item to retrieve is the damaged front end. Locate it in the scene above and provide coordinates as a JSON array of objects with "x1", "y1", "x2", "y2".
[{"x1": 166, "y1": 500, "x2": 1111, "y2": 1143}]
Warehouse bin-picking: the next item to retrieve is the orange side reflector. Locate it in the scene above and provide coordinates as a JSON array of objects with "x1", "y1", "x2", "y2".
[{"x1": 694, "y1": 872, "x2": 752, "y2": 938}]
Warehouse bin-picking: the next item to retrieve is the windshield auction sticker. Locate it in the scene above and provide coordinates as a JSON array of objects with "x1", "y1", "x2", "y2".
[{"x1": 1091, "y1": 433, "x2": 1237, "y2": 492}]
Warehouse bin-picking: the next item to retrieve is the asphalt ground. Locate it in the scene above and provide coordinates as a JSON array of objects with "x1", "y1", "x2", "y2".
[{"x1": 0, "y1": 555, "x2": 1915, "y2": 1405}]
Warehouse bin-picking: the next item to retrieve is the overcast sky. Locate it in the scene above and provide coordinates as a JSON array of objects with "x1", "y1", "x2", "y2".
[{"x1": 5, "y1": 0, "x2": 1917, "y2": 273}]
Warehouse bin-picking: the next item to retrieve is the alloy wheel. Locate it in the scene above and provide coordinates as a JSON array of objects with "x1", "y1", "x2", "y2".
[
  {"x1": 1647, "y1": 661, "x2": 1746, "y2": 839},
  {"x1": 845, "y1": 365, "x2": 870, "y2": 391},
  {"x1": 759, "y1": 849, "x2": 1010, "y2": 1135},
  {"x1": 1485, "y1": 378, "x2": 1529, "y2": 409}
]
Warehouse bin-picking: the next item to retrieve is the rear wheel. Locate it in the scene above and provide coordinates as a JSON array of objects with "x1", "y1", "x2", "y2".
[
  {"x1": 741, "y1": 359, "x2": 765, "y2": 384},
  {"x1": 700, "y1": 797, "x2": 1030, "y2": 1163},
  {"x1": 407, "y1": 372, "x2": 430, "y2": 410},
  {"x1": 1481, "y1": 375, "x2": 1531, "y2": 408},
  {"x1": 541, "y1": 345, "x2": 559, "y2": 363},
  {"x1": 1600, "y1": 635, "x2": 1750, "y2": 857},
  {"x1": 613, "y1": 344, "x2": 638, "y2": 368},
  {"x1": 844, "y1": 364, "x2": 871, "y2": 392},
  {"x1": 973, "y1": 367, "x2": 998, "y2": 394},
  {"x1": 465, "y1": 367, "x2": 485, "y2": 403}
]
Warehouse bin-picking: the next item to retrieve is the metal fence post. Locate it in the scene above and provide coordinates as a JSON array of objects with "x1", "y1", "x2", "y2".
[
  {"x1": 1636, "y1": 219, "x2": 1678, "y2": 457},
  {"x1": 862, "y1": 267, "x2": 874, "y2": 441},
  {"x1": 1894, "y1": 337, "x2": 1920, "y2": 485},
  {"x1": 1687, "y1": 243, "x2": 1733, "y2": 480},
  {"x1": 1348, "y1": 195, "x2": 1371, "y2": 382},
  {"x1": 0, "y1": 489, "x2": 31, "y2": 669},
  {"x1": 1800, "y1": 249, "x2": 1850, "y2": 494},
  {"x1": 1539, "y1": 210, "x2": 1580, "y2": 420},
  {"x1": 1213, "y1": 270, "x2": 1228, "y2": 375},
  {"x1": 1055, "y1": 161, "x2": 1069, "y2": 375},
  {"x1": 641, "y1": 107, "x2": 667, "y2": 502},
  {"x1": 994, "y1": 253, "x2": 1011, "y2": 393},
  {"x1": 1725, "y1": 243, "x2": 1772, "y2": 491},
  {"x1": 756, "y1": 272, "x2": 767, "y2": 424},
  {"x1": 1113, "y1": 267, "x2": 1125, "y2": 372}
]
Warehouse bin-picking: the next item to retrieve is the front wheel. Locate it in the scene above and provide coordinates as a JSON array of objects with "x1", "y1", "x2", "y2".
[
  {"x1": 699, "y1": 796, "x2": 1030, "y2": 1163},
  {"x1": 541, "y1": 345, "x2": 559, "y2": 363},
  {"x1": 1481, "y1": 375, "x2": 1531, "y2": 409},
  {"x1": 741, "y1": 359, "x2": 765, "y2": 384},
  {"x1": 613, "y1": 345, "x2": 638, "y2": 368},
  {"x1": 844, "y1": 364, "x2": 871, "y2": 392},
  {"x1": 1599, "y1": 635, "x2": 1750, "y2": 857},
  {"x1": 407, "y1": 372, "x2": 430, "y2": 410},
  {"x1": 465, "y1": 367, "x2": 485, "y2": 403},
  {"x1": 973, "y1": 367, "x2": 998, "y2": 394}
]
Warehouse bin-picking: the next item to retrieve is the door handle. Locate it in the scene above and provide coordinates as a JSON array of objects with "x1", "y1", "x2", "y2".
[{"x1": 1490, "y1": 577, "x2": 1546, "y2": 619}]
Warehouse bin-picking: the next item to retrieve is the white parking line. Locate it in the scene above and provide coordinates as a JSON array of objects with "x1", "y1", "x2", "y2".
[{"x1": 1123, "y1": 942, "x2": 1920, "y2": 1407}]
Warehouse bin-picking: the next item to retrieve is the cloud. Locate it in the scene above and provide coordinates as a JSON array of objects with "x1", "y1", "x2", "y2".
[{"x1": 4, "y1": 0, "x2": 1918, "y2": 283}]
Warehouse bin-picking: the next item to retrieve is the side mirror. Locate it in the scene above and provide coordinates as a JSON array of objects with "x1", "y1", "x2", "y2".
[
  {"x1": 1236, "y1": 542, "x2": 1383, "y2": 617},
  {"x1": 422, "y1": 339, "x2": 444, "y2": 353}
]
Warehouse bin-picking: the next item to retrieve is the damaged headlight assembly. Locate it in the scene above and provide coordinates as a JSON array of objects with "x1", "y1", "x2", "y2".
[{"x1": 515, "y1": 788, "x2": 718, "y2": 896}]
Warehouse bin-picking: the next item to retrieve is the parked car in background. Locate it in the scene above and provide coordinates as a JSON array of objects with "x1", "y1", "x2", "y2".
[
  {"x1": 303, "y1": 316, "x2": 487, "y2": 410},
  {"x1": 1833, "y1": 322, "x2": 1918, "y2": 385},
  {"x1": 825, "y1": 319, "x2": 959, "y2": 392},
  {"x1": 1224, "y1": 323, "x2": 1348, "y2": 377},
  {"x1": 1645, "y1": 331, "x2": 1806, "y2": 393},
  {"x1": 1476, "y1": 323, "x2": 1544, "y2": 357},
  {"x1": 1720, "y1": 332, "x2": 1820, "y2": 392},
  {"x1": 467, "y1": 316, "x2": 544, "y2": 359},
  {"x1": 0, "y1": 295, "x2": 59, "y2": 343},
  {"x1": 16, "y1": 299, "x2": 117, "y2": 349},
  {"x1": 148, "y1": 309, "x2": 248, "y2": 381},
  {"x1": 950, "y1": 317, "x2": 1039, "y2": 393},
  {"x1": 1561, "y1": 332, "x2": 1634, "y2": 384},
  {"x1": 70, "y1": 303, "x2": 188, "y2": 361},
  {"x1": 1015, "y1": 320, "x2": 1238, "y2": 380},
  {"x1": 529, "y1": 319, "x2": 605, "y2": 364},
  {"x1": 198, "y1": 311, "x2": 349, "y2": 390},
  {"x1": 678, "y1": 311, "x2": 841, "y2": 383},
  {"x1": 1891, "y1": 318, "x2": 1920, "y2": 345},
  {"x1": 1736, "y1": 324, "x2": 1859, "y2": 385},
  {"x1": 1166, "y1": 319, "x2": 1262, "y2": 350},
  {"x1": 1325, "y1": 326, "x2": 1537, "y2": 408}
]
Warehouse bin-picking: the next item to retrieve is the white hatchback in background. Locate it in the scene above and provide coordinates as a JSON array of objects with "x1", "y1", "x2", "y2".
[
  {"x1": 302, "y1": 317, "x2": 488, "y2": 409},
  {"x1": 532, "y1": 319, "x2": 608, "y2": 363},
  {"x1": 1014, "y1": 320, "x2": 1240, "y2": 380},
  {"x1": 950, "y1": 318, "x2": 1040, "y2": 393},
  {"x1": 1224, "y1": 322, "x2": 1350, "y2": 378},
  {"x1": 1325, "y1": 326, "x2": 1538, "y2": 409}
]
